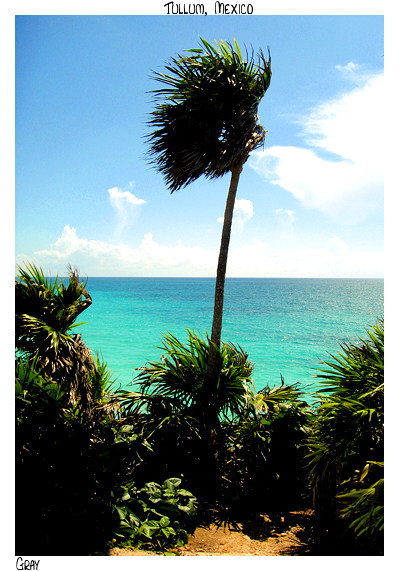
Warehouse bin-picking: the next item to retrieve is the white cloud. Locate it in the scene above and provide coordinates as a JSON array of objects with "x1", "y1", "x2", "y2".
[
  {"x1": 31, "y1": 226, "x2": 218, "y2": 276},
  {"x1": 108, "y1": 185, "x2": 146, "y2": 206},
  {"x1": 235, "y1": 198, "x2": 254, "y2": 218},
  {"x1": 334, "y1": 62, "x2": 375, "y2": 85},
  {"x1": 228, "y1": 236, "x2": 382, "y2": 278},
  {"x1": 335, "y1": 62, "x2": 360, "y2": 75},
  {"x1": 24, "y1": 226, "x2": 383, "y2": 278},
  {"x1": 249, "y1": 68, "x2": 383, "y2": 224}
]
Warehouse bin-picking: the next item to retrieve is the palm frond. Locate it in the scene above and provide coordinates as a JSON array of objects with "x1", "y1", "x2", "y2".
[
  {"x1": 306, "y1": 319, "x2": 384, "y2": 545},
  {"x1": 15, "y1": 263, "x2": 98, "y2": 416},
  {"x1": 117, "y1": 329, "x2": 252, "y2": 426},
  {"x1": 146, "y1": 37, "x2": 272, "y2": 192}
]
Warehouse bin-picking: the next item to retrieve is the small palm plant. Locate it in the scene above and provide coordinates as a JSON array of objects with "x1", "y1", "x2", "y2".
[
  {"x1": 147, "y1": 37, "x2": 272, "y2": 384},
  {"x1": 16, "y1": 262, "x2": 96, "y2": 415},
  {"x1": 221, "y1": 380, "x2": 312, "y2": 521},
  {"x1": 307, "y1": 319, "x2": 384, "y2": 553},
  {"x1": 15, "y1": 263, "x2": 121, "y2": 554},
  {"x1": 117, "y1": 329, "x2": 253, "y2": 430},
  {"x1": 116, "y1": 329, "x2": 254, "y2": 502}
]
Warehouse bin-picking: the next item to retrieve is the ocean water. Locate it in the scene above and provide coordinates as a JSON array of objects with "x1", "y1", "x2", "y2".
[{"x1": 76, "y1": 278, "x2": 383, "y2": 400}]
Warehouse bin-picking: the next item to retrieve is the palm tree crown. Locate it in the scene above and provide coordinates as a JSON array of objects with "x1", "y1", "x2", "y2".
[{"x1": 147, "y1": 37, "x2": 271, "y2": 192}]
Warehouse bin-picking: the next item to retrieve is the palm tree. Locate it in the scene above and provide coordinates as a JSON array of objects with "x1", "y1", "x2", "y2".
[{"x1": 147, "y1": 37, "x2": 272, "y2": 383}]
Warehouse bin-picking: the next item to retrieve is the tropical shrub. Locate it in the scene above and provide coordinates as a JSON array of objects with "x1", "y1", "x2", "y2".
[
  {"x1": 307, "y1": 319, "x2": 384, "y2": 554},
  {"x1": 116, "y1": 330, "x2": 254, "y2": 502},
  {"x1": 116, "y1": 330, "x2": 313, "y2": 522},
  {"x1": 15, "y1": 351, "x2": 154, "y2": 554},
  {"x1": 118, "y1": 329, "x2": 253, "y2": 422},
  {"x1": 15, "y1": 264, "x2": 123, "y2": 554},
  {"x1": 15, "y1": 350, "x2": 122, "y2": 554},
  {"x1": 16, "y1": 353, "x2": 68, "y2": 429},
  {"x1": 15, "y1": 263, "x2": 98, "y2": 416},
  {"x1": 336, "y1": 461, "x2": 383, "y2": 546},
  {"x1": 220, "y1": 380, "x2": 313, "y2": 522},
  {"x1": 111, "y1": 477, "x2": 198, "y2": 551}
]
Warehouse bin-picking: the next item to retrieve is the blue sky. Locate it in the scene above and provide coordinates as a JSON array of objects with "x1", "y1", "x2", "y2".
[{"x1": 15, "y1": 11, "x2": 385, "y2": 278}]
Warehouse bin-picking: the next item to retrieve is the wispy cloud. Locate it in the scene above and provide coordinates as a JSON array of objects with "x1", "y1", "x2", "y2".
[
  {"x1": 249, "y1": 66, "x2": 383, "y2": 224},
  {"x1": 275, "y1": 208, "x2": 295, "y2": 234},
  {"x1": 21, "y1": 225, "x2": 382, "y2": 278},
  {"x1": 108, "y1": 182, "x2": 146, "y2": 242}
]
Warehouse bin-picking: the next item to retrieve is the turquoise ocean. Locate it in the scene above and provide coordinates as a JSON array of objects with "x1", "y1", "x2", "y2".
[{"x1": 76, "y1": 278, "x2": 383, "y2": 400}]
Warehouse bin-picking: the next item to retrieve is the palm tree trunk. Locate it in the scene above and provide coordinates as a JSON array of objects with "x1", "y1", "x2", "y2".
[{"x1": 207, "y1": 164, "x2": 243, "y2": 384}]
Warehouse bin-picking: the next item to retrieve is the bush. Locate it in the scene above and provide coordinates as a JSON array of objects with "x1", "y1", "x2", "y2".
[
  {"x1": 15, "y1": 263, "x2": 97, "y2": 416},
  {"x1": 15, "y1": 351, "x2": 122, "y2": 554},
  {"x1": 15, "y1": 264, "x2": 122, "y2": 554},
  {"x1": 116, "y1": 330, "x2": 313, "y2": 521},
  {"x1": 15, "y1": 353, "x2": 157, "y2": 554},
  {"x1": 220, "y1": 380, "x2": 313, "y2": 521},
  {"x1": 307, "y1": 319, "x2": 384, "y2": 554},
  {"x1": 116, "y1": 330, "x2": 254, "y2": 503}
]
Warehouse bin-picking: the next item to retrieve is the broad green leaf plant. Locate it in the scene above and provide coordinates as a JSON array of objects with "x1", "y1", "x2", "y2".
[{"x1": 111, "y1": 477, "x2": 198, "y2": 550}]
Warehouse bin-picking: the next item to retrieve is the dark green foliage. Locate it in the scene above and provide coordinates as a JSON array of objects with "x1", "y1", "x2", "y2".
[
  {"x1": 307, "y1": 320, "x2": 384, "y2": 554},
  {"x1": 15, "y1": 264, "x2": 122, "y2": 554},
  {"x1": 118, "y1": 329, "x2": 252, "y2": 423},
  {"x1": 15, "y1": 352, "x2": 155, "y2": 554},
  {"x1": 111, "y1": 478, "x2": 198, "y2": 550},
  {"x1": 16, "y1": 354, "x2": 67, "y2": 429},
  {"x1": 15, "y1": 264, "x2": 119, "y2": 432},
  {"x1": 15, "y1": 263, "x2": 96, "y2": 416},
  {"x1": 116, "y1": 330, "x2": 254, "y2": 498},
  {"x1": 15, "y1": 262, "x2": 383, "y2": 555},
  {"x1": 15, "y1": 410, "x2": 156, "y2": 554},
  {"x1": 117, "y1": 330, "x2": 312, "y2": 521},
  {"x1": 15, "y1": 264, "x2": 198, "y2": 555},
  {"x1": 147, "y1": 37, "x2": 271, "y2": 192},
  {"x1": 220, "y1": 381, "x2": 313, "y2": 522},
  {"x1": 337, "y1": 462, "x2": 383, "y2": 543}
]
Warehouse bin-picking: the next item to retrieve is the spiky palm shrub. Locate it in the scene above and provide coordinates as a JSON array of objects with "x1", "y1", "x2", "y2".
[
  {"x1": 15, "y1": 264, "x2": 121, "y2": 554},
  {"x1": 116, "y1": 330, "x2": 254, "y2": 507},
  {"x1": 15, "y1": 262, "x2": 98, "y2": 416},
  {"x1": 307, "y1": 320, "x2": 384, "y2": 554},
  {"x1": 15, "y1": 355, "x2": 100, "y2": 553}
]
